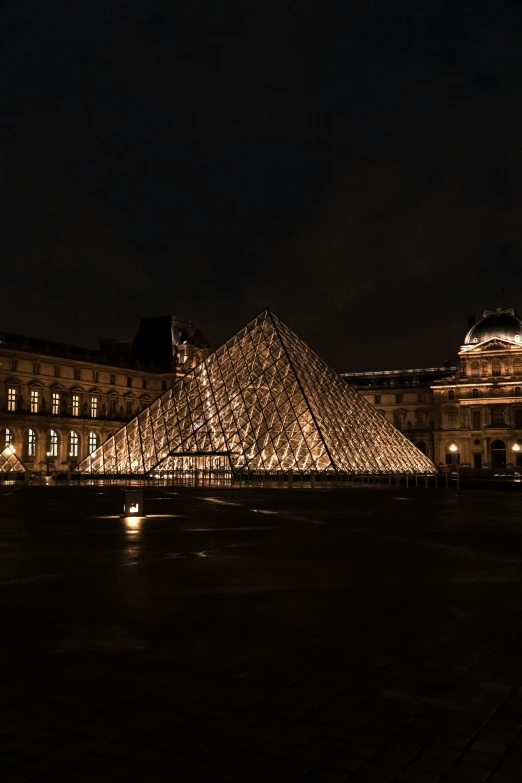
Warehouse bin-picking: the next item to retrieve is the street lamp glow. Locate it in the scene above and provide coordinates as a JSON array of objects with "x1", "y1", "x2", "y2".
[
  {"x1": 449, "y1": 443, "x2": 458, "y2": 452},
  {"x1": 513, "y1": 444, "x2": 521, "y2": 452}
]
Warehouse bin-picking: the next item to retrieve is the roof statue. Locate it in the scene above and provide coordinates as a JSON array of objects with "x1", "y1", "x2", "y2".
[{"x1": 78, "y1": 309, "x2": 435, "y2": 475}]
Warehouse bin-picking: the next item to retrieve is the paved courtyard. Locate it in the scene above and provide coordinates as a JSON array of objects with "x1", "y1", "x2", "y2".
[{"x1": 2, "y1": 483, "x2": 522, "y2": 782}]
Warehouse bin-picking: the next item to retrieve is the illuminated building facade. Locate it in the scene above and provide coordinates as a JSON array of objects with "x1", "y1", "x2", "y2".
[
  {"x1": 79, "y1": 310, "x2": 435, "y2": 476},
  {"x1": 344, "y1": 308, "x2": 522, "y2": 472},
  {"x1": 0, "y1": 316, "x2": 210, "y2": 473}
]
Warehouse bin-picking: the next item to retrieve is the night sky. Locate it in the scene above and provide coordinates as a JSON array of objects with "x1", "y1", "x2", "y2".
[{"x1": 2, "y1": 0, "x2": 522, "y2": 371}]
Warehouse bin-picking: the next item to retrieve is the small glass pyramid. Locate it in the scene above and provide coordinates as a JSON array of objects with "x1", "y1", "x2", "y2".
[
  {"x1": 78, "y1": 310, "x2": 435, "y2": 475},
  {"x1": 0, "y1": 447, "x2": 27, "y2": 474}
]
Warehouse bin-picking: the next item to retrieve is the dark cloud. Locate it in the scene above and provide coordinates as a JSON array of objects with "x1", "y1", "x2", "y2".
[{"x1": 1, "y1": 0, "x2": 522, "y2": 370}]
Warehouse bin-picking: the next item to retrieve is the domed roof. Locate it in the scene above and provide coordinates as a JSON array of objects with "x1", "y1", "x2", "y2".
[{"x1": 464, "y1": 308, "x2": 522, "y2": 345}]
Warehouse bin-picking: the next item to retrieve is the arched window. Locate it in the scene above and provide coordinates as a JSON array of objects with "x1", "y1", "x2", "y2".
[
  {"x1": 1, "y1": 428, "x2": 13, "y2": 450},
  {"x1": 48, "y1": 430, "x2": 58, "y2": 458},
  {"x1": 69, "y1": 431, "x2": 79, "y2": 458},
  {"x1": 448, "y1": 390, "x2": 455, "y2": 400},
  {"x1": 394, "y1": 410, "x2": 405, "y2": 430},
  {"x1": 27, "y1": 429, "x2": 36, "y2": 458},
  {"x1": 492, "y1": 359, "x2": 501, "y2": 377},
  {"x1": 472, "y1": 388, "x2": 479, "y2": 398},
  {"x1": 88, "y1": 432, "x2": 98, "y2": 454},
  {"x1": 471, "y1": 361, "x2": 480, "y2": 378}
]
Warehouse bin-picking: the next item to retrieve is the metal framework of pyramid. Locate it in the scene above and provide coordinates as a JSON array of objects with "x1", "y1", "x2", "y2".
[
  {"x1": 0, "y1": 447, "x2": 27, "y2": 475},
  {"x1": 78, "y1": 309, "x2": 435, "y2": 475}
]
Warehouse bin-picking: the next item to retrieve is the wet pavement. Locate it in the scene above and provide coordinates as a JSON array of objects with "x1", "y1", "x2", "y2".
[{"x1": 2, "y1": 484, "x2": 522, "y2": 781}]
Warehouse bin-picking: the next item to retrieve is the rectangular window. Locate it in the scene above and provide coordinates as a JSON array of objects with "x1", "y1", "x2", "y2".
[
  {"x1": 54, "y1": 365, "x2": 60, "y2": 378},
  {"x1": 416, "y1": 412, "x2": 426, "y2": 429},
  {"x1": 91, "y1": 396, "x2": 98, "y2": 418},
  {"x1": 515, "y1": 408, "x2": 522, "y2": 428},
  {"x1": 490, "y1": 407, "x2": 505, "y2": 427},
  {"x1": 448, "y1": 411, "x2": 457, "y2": 428},
  {"x1": 395, "y1": 393, "x2": 403, "y2": 403},
  {"x1": 374, "y1": 394, "x2": 381, "y2": 404},
  {"x1": 110, "y1": 374, "x2": 115, "y2": 385},
  {"x1": 10, "y1": 358, "x2": 17, "y2": 371},
  {"x1": 125, "y1": 401, "x2": 132, "y2": 418},
  {"x1": 52, "y1": 392, "x2": 60, "y2": 415},
  {"x1": 142, "y1": 378, "x2": 148, "y2": 390},
  {"x1": 109, "y1": 399, "x2": 117, "y2": 418},
  {"x1": 30, "y1": 390, "x2": 39, "y2": 413},
  {"x1": 93, "y1": 370, "x2": 98, "y2": 382},
  {"x1": 418, "y1": 392, "x2": 425, "y2": 403},
  {"x1": 7, "y1": 387, "x2": 16, "y2": 412},
  {"x1": 127, "y1": 377, "x2": 132, "y2": 388},
  {"x1": 161, "y1": 380, "x2": 167, "y2": 391},
  {"x1": 74, "y1": 368, "x2": 81, "y2": 381},
  {"x1": 72, "y1": 394, "x2": 80, "y2": 417},
  {"x1": 33, "y1": 362, "x2": 40, "y2": 374},
  {"x1": 28, "y1": 430, "x2": 36, "y2": 458},
  {"x1": 471, "y1": 410, "x2": 481, "y2": 429}
]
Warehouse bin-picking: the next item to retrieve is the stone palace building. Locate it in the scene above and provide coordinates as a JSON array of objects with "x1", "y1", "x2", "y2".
[
  {"x1": 0, "y1": 315, "x2": 210, "y2": 473},
  {"x1": 343, "y1": 308, "x2": 522, "y2": 471}
]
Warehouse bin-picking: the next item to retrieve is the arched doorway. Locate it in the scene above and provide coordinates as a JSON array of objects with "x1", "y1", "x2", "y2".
[{"x1": 491, "y1": 439, "x2": 507, "y2": 469}]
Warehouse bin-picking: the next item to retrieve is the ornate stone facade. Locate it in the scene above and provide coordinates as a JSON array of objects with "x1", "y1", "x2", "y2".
[
  {"x1": 343, "y1": 308, "x2": 522, "y2": 472},
  {"x1": 0, "y1": 316, "x2": 210, "y2": 473}
]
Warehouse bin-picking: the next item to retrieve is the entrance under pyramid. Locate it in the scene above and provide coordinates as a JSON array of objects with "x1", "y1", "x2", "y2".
[{"x1": 77, "y1": 310, "x2": 435, "y2": 476}]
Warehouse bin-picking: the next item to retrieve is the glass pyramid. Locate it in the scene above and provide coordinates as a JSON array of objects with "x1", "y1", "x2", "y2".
[
  {"x1": 0, "y1": 448, "x2": 27, "y2": 475},
  {"x1": 78, "y1": 310, "x2": 435, "y2": 475}
]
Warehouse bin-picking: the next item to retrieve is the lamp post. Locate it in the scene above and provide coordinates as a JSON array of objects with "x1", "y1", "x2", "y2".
[
  {"x1": 46, "y1": 451, "x2": 51, "y2": 476},
  {"x1": 512, "y1": 442, "x2": 520, "y2": 470},
  {"x1": 449, "y1": 443, "x2": 459, "y2": 489}
]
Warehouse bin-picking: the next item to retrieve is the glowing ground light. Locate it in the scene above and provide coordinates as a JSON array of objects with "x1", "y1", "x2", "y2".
[{"x1": 78, "y1": 309, "x2": 437, "y2": 476}]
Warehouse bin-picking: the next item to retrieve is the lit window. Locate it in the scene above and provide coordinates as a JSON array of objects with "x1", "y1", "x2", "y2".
[
  {"x1": 69, "y1": 431, "x2": 79, "y2": 458},
  {"x1": 4, "y1": 428, "x2": 12, "y2": 449},
  {"x1": 448, "y1": 390, "x2": 455, "y2": 400},
  {"x1": 91, "y1": 396, "x2": 98, "y2": 418},
  {"x1": 27, "y1": 429, "x2": 36, "y2": 458},
  {"x1": 30, "y1": 390, "x2": 39, "y2": 413},
  {"x1": 48, "y1": 430, "x2": 58, "y2": 458},
  {"x1": 72, "y1": 394, "x2": 80, "y2": 417},
  {"x1": 7, "y1": 387, "x2": 17, "y2": 412},
  {"x1": 88, "y1": 432, "x2": 98, "y2": 454},
  {"x1": 52, "y1": 392, "x2": 60, "y2": 415}
]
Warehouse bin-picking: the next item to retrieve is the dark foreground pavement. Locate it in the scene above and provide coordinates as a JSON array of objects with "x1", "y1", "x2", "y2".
[{"x1": 2, "y1": 484, "x2": 522, "y2": 782}]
